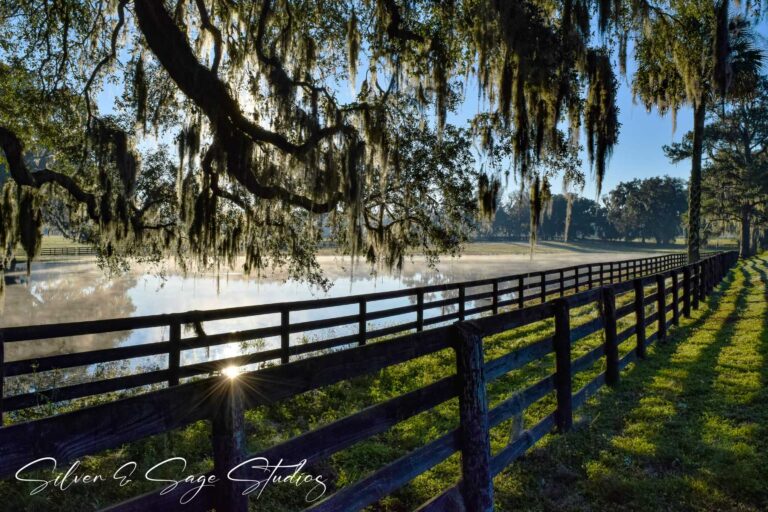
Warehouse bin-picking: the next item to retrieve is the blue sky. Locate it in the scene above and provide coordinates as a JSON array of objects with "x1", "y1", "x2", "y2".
[
  {"x1": 447, "y1": 67, "x2": 694, "y2": 203},
  {"x1": 97, "y1": 16, "x2": 767, "y2": 204}
]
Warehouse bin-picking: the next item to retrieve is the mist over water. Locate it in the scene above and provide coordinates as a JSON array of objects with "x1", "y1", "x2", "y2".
[{"x1": 2, "y1": 251, "x2": 651, "y2": 366}]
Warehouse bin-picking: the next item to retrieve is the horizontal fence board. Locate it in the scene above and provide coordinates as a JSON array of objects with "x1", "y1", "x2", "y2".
[
  {"x1": 570, "y1": 317, "x2": 603, "y2": 343},
  {"x1": 238, "y1": 327, "x2": 453, "y2": 409},
  {"x1": 4, "y1": 369, "x2": 170, "y2": 412},
  {"x1": 4, "y1": 341, "x2": 172, "y2": 377},
  {"x1": 490, "y1": 411, "x2": 557, "y2": 476},
  {"x1": 0, "y1": 377, "x2": 215, "y2": 478},
  {"x1": 472, "y1": 302, "x2": 553, "y2": 337},
  {"x1": 485, "y1": 337, "x2": 553, "y2": 380},
  {"x1": 420, "y1": 412, "x2": 558, "y2": 512},
  {"x1": 572, "y1": 372, "x2": 607, "y2": 409},
  {"x1": 181, "y1": 324, "x2": 282, "y2": 350},
  {"x1": 253, "y1": 375, "x2": 458, "y2": 468},
  {"x1": 306, "y1": 429, "x2": 460, "y2": 512},
  {"x1": 571, "y1": 345, "x2": 604, "y2": 374},
  {"x1": 487, "y1": 375, "x2": 555, "y2": 427}
]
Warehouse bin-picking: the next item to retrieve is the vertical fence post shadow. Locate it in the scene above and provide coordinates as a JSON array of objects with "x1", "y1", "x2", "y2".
[
  {"x1": 656, "y1": 274, "x2": 667, "y2": 341},
  {"x1": 453, "y1": 322, "x2": 494, "y2": 512},
  {"x1": 633, "y1": 279, "x2": 646, "y2": 359},
  {"x1": 168, "y1": 321, "x2": 181, "y2": 387},
  {"x1": 492, "y1": 280, "x2": 499, "y2": 315},
  {"x1": 692, "y1": 263, "x2": 700, "y2": 310},
  {"x1": 212, "y1": 380, "x2": 249, "y2": 512},
  {"x1": 553, "y1": 299, "x2": 573, "y2": 432},
  {"x1": 683, "y1": 267, "x2": 692, "y2": 318},
  {"x1": 0, "y1": 330, "x2": 4, "y2": 425},
  {"x1": 602, "y1": 287, "x2": 619, "y2": 385}
]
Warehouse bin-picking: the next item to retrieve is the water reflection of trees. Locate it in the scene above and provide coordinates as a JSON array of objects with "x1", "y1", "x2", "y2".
[{"x1": 2, "y1": 262, "x2": 137, "y2": 361}]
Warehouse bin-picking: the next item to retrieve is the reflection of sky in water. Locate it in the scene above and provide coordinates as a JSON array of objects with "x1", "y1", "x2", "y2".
[{"x1": 2, "y1": 251, "x2": 651, "y2": 367}]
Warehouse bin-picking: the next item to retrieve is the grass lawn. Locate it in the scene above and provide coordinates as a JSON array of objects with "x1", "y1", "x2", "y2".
[
  {"x1": 496, "y1": 255, "x2": 768, "y2": 511},
  {"x1": 2, "y1": 256, "x2": 764, "y2": 511}
]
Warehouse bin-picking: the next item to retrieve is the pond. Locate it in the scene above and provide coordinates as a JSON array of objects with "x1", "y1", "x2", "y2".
[{"x1": 0, "y1": 250, "x2": 657, "y2": 399}]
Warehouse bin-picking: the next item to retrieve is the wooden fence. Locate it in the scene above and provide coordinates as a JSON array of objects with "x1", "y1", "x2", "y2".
[
  {"x1": 0, "y1": 251, "x2": 737, "y2": 511},
  {"x1": 1, "y1": 252, "x2": 687, "y2": 417}
]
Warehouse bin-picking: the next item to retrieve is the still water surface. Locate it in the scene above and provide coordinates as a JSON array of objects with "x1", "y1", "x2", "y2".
[{"x1": 2, "y1": 251, "x2": 650, "y2": 368}]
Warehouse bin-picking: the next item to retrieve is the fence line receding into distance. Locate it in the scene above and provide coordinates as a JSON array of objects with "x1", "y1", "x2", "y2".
[
  {"x1": 1, "y1": 252, "x2": 688, "y2": 415},
  {"x1": 0, "y1": 251, "x2": 738, "y2": 511}
]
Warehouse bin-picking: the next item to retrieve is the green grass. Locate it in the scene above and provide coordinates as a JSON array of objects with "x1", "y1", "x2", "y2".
[
  {"x1": 2, "y1": 256, "x2": 765, "y2": 511},
  {"x1": 495, "y1": 255, "x2": 768, "y2": 511}
]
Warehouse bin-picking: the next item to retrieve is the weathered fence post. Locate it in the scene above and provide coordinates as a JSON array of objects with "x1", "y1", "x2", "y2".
[
  {"x1": 602, "y1": 287, "x2": 620, "y2": 385},
  {"x1": 517, "y1": 276, "x2": 525, "y2": 309},
  {"x1": 0, "y1": 329, "x2": 4, "y2": 425},
  {"x1": 454, "y1": 322, "x2": 494, "y2": 512},
  {"x1": 417, "y1": 290, "x2": 425, "y2": 332},
  {"x1": 359, "y1": 299, "x2": 367, "y2": 346},
  {"x1": 656, "y1": 275, "x2": 667, "y2": 341},
  {"x1": 633, "y1": 279, "x2": 646, "y2": 359},
  {"x1": 692, "y1": 263, "x2": 700, "y2": 310},
  {"x1": 553, "y1": 299, "x2": 573, "y2": 432},
  {"x1": 281, "y1": 307, "x2": 290, "y2": 364},
  {"x1": 682, "y1": 267, "x2": 692, "y2": 318},
  {"x1": 212, "y1": 380, "x2": 249, "y2": 512},
  {"x1": 168, "y1": 321, "x2": 181, "y2": 387},
  {"x1": 698, "y1": 261, "x2": 706, "y2": 303},
  {"x1": 492, "y1": 280, "x2": 499, "y2": 315},
  {"x1": 574, "y1": 266, "x2": 580, "y2": 293},
  {"x1": 671, "y1": 272, "x2": 680, "y2": 326}
]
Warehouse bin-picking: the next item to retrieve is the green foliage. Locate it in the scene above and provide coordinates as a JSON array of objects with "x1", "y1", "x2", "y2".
[
  {"x1": 631, "y1": 0, "x2": 763, "y2": 260},
  {"x1": 604, "y1": 176, "x2": 688, "y2": 244},
  {"x1": 0, "y1": 0, "x2": 630, "y2": 284}
]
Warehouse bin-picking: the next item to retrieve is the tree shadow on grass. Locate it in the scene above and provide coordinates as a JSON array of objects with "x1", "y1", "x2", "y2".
[{"x1": 494, "y1": 261, "x2": 754, "y2": 511}]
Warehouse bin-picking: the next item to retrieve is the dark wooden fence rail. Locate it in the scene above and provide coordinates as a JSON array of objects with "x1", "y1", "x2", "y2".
[
  {"x1": 0, "y1": 252, "x2": 689, "y2": 418},
  {"x1": 40, "y1": 246, "x2": 97, "y2": 256},
  {"x1": 0, "y1": 251, "x2": 737, "y2": 512}
]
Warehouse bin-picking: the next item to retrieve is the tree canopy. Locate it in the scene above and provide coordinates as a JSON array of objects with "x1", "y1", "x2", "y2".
[
  {"x1": 603, "y1": 176, "x2": 688, "y2": 244},
  {"x1": 0, "y1": 0, "x2": 759, "y2": 290},
  {"x1": 631, "y1": 0, "x2": 763, "y2": 261},
  {"x1": 666, "y1": 77, "x2": 768, "y2": 257},
  {"x1": 0, "y1": 0, "x2": 633, "y2": 286}
]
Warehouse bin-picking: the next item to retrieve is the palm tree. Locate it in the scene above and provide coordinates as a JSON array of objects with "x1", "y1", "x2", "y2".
[{"x1": 632, "y1": 1, "x2": 763, "y2": 262}]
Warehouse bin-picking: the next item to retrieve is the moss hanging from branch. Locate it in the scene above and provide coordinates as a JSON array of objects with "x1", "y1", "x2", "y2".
[{"x1": 584, "y1": 49, "x2": 619, "y2": 197}]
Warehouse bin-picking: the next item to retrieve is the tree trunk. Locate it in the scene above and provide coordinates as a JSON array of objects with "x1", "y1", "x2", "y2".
[
  {"x1": 688, "y1": 101, "x2": 706, "y2": 263},
  {"x1": 739, "y1": 205, "x2": 751, "y2": 259}
]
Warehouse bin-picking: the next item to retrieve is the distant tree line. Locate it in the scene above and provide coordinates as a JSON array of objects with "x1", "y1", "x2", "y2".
[{"x1": 483, "y1": 176, "x2": 688, "y2": 245}]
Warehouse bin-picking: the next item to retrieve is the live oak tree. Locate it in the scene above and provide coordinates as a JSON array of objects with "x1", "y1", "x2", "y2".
[
  {"x1": 603, "y1": 176, "x2": 687, "y2": 244},
  {"x1": 0, "y1": 1, "x2": 636, "y2": 289},
  {"x1": 631, "y1": 0, "x2": 763, "y2": 262},
  {"x1": 666, "y1": 77, "x2": 768, "y2": 258}
]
